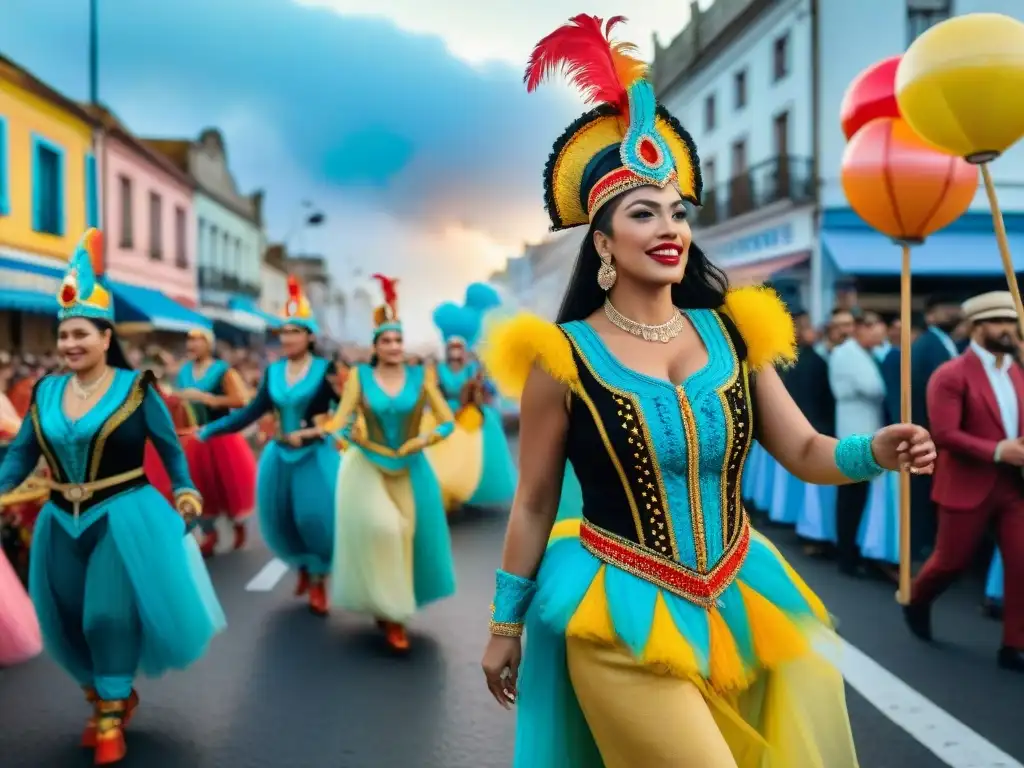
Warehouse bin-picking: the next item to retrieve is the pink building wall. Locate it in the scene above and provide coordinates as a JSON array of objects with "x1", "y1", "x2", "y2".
[{"x1": 102, "y1": 134, "x2": 198, "y2": 305}]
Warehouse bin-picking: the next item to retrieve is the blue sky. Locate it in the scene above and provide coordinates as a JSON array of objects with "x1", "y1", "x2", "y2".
[{"x1": 0, "y1": 0, "x2": 695, "y2": 342}]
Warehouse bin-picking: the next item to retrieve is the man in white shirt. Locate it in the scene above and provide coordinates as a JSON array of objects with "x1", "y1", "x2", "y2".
[
  {"x1": 905, "y1": 291, "x2": 1024, "y2": 672},
  {"x1": 828, "y1": 310, "x2": 887, "y2": 576}
]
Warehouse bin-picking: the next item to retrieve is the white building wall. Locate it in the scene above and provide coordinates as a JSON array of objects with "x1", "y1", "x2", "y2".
[
  {"x1": 661, "y1": 0, "x2": 814, "y2": 189},
  {"x1": 259, "y1": 262, "x2": 288, "y2": 317},
  {"x1": 817, "y1": 0, "x2": 1024, "y2": 213}
]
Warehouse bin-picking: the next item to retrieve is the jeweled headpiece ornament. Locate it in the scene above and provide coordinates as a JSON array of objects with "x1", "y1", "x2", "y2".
[
  {"x1": 281, "y1": 275, "x2": 319, "y2": 334},
  {"x1": 433, "y1": 301, "x2": 481, "y2": 348},
  {"x1": 527, "y1": 14, "x2": 702, "y2": 230},
  {"x1": 371, "y1": 273, "x2": 401, "y2": 339},
  {"x1": 57, "y1": 228, "x2": 113, "y2": 323}
]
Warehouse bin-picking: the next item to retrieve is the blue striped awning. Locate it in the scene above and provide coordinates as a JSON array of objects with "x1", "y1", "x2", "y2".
[
  {"x1": 228, "y1": 295, "x2": 281, "y2": 329},
  {"x1": 823, "y1": 227, "x2": 1024, "y2": 277},
  {"x1": 110, "y1": 282, "x2": 212, "y2": 333},
  {"x1": 0, "y1": 287, "x2": 58, "y2": 315}
]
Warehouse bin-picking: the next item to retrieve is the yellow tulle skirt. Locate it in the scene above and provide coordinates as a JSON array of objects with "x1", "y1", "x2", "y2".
[
  {"x1": 515, "y1": 520, "x2": 859, "y2": 767},
  {"x1": 422, "y1": 408, "x2": 483, "y2": 512}
]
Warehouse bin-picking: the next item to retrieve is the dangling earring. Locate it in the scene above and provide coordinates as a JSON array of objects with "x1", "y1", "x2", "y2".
[{"x1": 597, "y1": 256, "x2": 617, "y2": 291}]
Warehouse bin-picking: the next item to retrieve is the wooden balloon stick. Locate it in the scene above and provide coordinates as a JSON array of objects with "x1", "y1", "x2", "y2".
[{"x1": 898, "y1": 244, "x2": 913, "y2": 606}]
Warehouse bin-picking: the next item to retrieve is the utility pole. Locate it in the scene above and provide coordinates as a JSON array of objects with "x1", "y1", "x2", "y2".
[{"x1": 88, "y1": 0, "x2": 108, "y2": 273}]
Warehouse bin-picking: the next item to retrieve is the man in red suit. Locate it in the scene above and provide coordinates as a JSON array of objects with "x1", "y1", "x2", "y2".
[{"x1": 904, "y1": 291, "x2": 1024, "y2": 672}]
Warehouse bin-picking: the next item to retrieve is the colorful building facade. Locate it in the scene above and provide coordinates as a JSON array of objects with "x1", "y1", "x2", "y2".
[
  {"x1": 88, "y1": 107, "x2": 199, "y2": 307},
  {"x1": 145, "y1": 130, "x2": 269, "y2": 337},
  {"x1": 0, "y1": 55, "x2": 98, "y2": 351}
]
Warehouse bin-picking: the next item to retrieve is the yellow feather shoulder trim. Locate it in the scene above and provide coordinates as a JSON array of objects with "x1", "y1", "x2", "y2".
[
  {"x1": 721, "y1": 286, "x2": 797, "y2": 372},
  {"x1": 480, "y1": 312, "x2": 579, "y2": 398}
]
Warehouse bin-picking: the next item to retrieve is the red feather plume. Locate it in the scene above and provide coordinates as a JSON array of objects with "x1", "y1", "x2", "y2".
[
  {"x1": 524, "y1": 15, "x2": 646, "y2": 112},
  {"x1": 370, "y1": 273, "x2": 399, "y2": 312},
  {"x1": 287, "y1": 275, "x2": 301, "y2": 300}
]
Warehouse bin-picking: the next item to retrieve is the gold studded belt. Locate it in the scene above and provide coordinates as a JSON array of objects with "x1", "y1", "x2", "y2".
[{"x1": 46, "y1": 468, "x2": 147, "y2": 523}]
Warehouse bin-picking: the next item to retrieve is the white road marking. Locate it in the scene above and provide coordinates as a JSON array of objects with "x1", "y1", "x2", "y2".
[
  {"x1": 836, "y1": 638, "x2": 1022, "y2": 768},
  {"x1": 240, "y1": 554, "x2": 1019, "y2": 766},
  {"x1": 245, "y1": 558, "x2": 289, "y2": 592}
]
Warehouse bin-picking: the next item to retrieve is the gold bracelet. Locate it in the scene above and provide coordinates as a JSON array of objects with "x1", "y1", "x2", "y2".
[{"x1": 489, "y1": 618, "x2": 525, "y2": 638}]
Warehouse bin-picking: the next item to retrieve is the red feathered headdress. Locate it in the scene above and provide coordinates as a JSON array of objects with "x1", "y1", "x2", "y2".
[
  {"x1": 371, "y1": 273, "x2": 400, "y2": 329},
  {"x1": 526, "y1": 14, "x2": 701, "y2": 231}
]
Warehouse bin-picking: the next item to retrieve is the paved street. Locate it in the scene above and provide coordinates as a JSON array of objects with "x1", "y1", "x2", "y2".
[{"x1": 2, "y1": 470, "x2": 1023, "y2": 766}]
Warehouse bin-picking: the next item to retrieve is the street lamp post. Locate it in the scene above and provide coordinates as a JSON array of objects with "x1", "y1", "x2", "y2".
[{"x1": 88, "y1": 0, "x2": 108, "y2": 274}]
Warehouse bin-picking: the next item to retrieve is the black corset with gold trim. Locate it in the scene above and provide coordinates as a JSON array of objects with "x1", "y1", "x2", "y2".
[
  {"x1": 31, "y1": 372, "x2": 153, "y2": 514},
  {"x1": 560, "y1": 313, "x2": 757, "y2": 607}
]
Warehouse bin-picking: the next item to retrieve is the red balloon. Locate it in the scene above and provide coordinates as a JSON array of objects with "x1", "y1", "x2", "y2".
[{"x1": 840, "y1": 56, "x2": 902, "y2": 140}]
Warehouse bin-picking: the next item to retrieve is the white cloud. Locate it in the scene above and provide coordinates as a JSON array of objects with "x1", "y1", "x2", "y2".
[{"x1": 291, "y1": 0, "x2": 699, "y2": 65}]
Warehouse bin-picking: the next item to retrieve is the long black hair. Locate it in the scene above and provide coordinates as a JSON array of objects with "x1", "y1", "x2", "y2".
[
  {"x1": 71, "y1": 318, "x2": 134, "y2": 370},
  {"x1": 555, "y1": 192, "x2": 729, "y2": 324}
]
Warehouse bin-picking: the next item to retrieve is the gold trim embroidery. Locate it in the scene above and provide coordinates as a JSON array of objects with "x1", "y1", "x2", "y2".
[
  {"x1": 564, "y1": 331, "x2": 678, "y2": 559},
  {"x1": 404, "y1": 388, "x2": 428, "y2": 442},
  {"x1": 90, "y1": 378, "x2": 146, "y2": 481},
  {"x1": 30, "y1": 404, "x2": 63, "y2": 483},
  {"x1": 361, "y1": 395, "x2": 389, "y2": 447},
  {"x1": 712, "y1": 312, "x2": 741, "y2": 550},
  {"x1": 675, "y1": 389, "x2": 707, "y2": 573},
  {"x1": 735, "y1": 360, "x2": 755, "y2": 542}
]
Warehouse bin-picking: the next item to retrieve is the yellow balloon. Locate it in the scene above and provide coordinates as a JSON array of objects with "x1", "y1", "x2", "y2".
[{"x1": 896, "y1": 13, "x2": 1024, "y2": 162}]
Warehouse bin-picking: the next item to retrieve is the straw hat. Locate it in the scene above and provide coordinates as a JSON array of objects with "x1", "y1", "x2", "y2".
[{"x1": 961, "y1": 291, "x2": 1017, "y2": 323}]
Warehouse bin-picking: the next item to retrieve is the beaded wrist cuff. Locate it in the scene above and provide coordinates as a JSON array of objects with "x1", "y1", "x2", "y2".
[
  {"x1": 835, "y1": 434, "x2": 884, "y2": 482},
  {"x1": 490, "y1": 569, "x2": 536, "y2": 636}
]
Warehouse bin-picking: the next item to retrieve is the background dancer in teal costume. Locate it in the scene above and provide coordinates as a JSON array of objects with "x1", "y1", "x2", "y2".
[
  {"x1": 326, "y1": 275, "x2": 458, "y2": 652},
  {"x1": 175, "y1": 327, "x2": 257, "y2": 557},
  {"x1": 426, "y1": 300, "x2": 491, "y2": 512},
  {"x1": 198, "y1": 276, "x2": 340, "y2": 616},
  {"x1": 0, "y1": 229, "x2": 225, "y2": 766},
  {"x1": 463, "y1": 283, "x2": 519, "y2": 509}
]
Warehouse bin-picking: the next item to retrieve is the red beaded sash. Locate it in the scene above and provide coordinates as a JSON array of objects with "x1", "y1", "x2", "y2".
[{"x1": 579, "y1": 516, "x2": 750, "y2": 608}]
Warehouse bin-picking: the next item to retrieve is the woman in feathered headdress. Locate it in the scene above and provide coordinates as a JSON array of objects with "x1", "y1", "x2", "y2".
[
  {"x1": 172, "y1": 327, "x2": 257, "y2": 556},
  {"x1": 322, "y1": 275, "x2": 458, "y2": 652},
  {"x1": 0, "y1": 229, "x2": 225, "y2": 764},
  {"x1": 477, "y1": 16, "x2": 937, "y2": 766},
  {"x1": 422, "y1": 300, "x2": 486, "y2": 513},
  {"x1": 197, "y1": 276, "x2": 341, "y2": 615}
]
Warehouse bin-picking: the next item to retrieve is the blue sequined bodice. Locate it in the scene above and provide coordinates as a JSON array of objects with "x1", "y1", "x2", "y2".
[{"x1": 561, "y1": 309, "x2": 752, "y2": 576}]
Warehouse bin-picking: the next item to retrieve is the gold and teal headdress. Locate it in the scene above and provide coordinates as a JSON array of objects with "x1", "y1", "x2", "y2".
[
  {"x1": 57, "y1": 228, "x2": 113, "y2": 323},
  {"x1": 281, "y1": 275, "x2": 319, "y2": 334},
  {"x1": 371, "y1": 273, "x2": 401, "y2": 340},
  {"x1": 526, "y1": 15, "x2": 702, "y2": 230}
]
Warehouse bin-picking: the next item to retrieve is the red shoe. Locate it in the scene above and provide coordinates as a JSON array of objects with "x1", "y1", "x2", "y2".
[
  {"x1": 232, "y1": 522, "x2": 247, "y2": 551},
  {"x1": 294, "y1": 568, "x2": 310, "y2": 597},
  {"x1": 93, "y1": 700, "x2": 128, "y2": 764},
  {"x1": 199, "y1": 528, "x2": 218, "y2": 558},
  {"x1": 383, "y1": 622, "x2": 410, "y2": 652},
  {"x1": 308, "y1": 580, "x2": 328, "y2": 616},
  {"x1": 82, "y1": 690, "x2": 139, "y2": 748}
]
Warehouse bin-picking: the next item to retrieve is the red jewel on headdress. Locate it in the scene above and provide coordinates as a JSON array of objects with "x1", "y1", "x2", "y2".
[
  {"x1": 639, "y1": 137, "x2": 659, "y2": 165},
  {"x1": 60, "y1": 284, "x2": 77, "y2": 305}
]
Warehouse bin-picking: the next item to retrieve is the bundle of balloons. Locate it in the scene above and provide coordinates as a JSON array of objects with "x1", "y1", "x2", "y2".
[{"x1": 839, "y1": 12, "x2": 1024, "y2": 603}]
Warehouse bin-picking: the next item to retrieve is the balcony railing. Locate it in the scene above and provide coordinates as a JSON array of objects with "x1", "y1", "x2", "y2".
[
  {"x1": 198, "y1": 266, "x2": 260, "y2": 298},
  {"x1": 695, "y1": 155, "x2": 814, "y2": 228}
]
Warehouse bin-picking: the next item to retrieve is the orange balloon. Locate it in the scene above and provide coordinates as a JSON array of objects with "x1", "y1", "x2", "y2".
[{"x1": 841, "y1": 117, "x2": 977, "y2": 243}]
